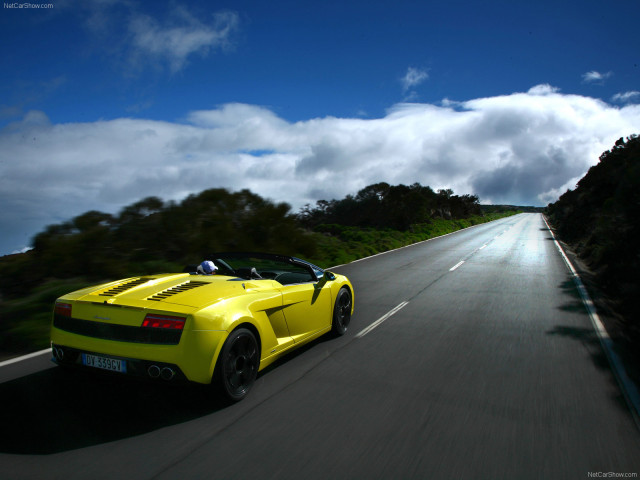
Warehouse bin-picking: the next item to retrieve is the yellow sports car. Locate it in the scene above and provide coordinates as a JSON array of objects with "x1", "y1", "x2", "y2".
[{"x1": 50, "y1": 253, "x2": 354, "y2": 401}]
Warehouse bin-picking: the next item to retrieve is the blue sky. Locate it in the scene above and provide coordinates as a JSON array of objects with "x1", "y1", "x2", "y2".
[{"x1": 1, "y1": 0, "x2": 639, "y2": 255}]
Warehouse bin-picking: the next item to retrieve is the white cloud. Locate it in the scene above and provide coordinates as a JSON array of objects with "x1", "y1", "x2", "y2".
[
  {"x1": 401, "y1": 67, "x2": 429, "y2": 92},
  {"x1": 582, "y1": 70, "x2": 613, "y2": 84},
  {"x1": 528, "y1": 84, "x2": 560, "y2": 95},
  {"x1": 1, "y1": 85, "x2": 639, "y2": 254},
  {"x1": 59, "y1": 1, "x2": 239, "y2": 74},
  {"x1": 440, "y1": 98, "x2": 460, "y2": 108},
  {"x1": 612, "y1": 91, "x2": 640, "y2": 104},
  {"x1": 128, "y1": 8, "x2": 239, "y2": 72},
  {"x1": 9, "y1": 110, "x2": 51, "y2": 128}
]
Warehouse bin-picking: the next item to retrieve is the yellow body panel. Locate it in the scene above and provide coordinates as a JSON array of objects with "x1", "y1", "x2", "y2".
[
  {"x1": 281, "y1": 282, "x2": 333, "y2": 343},
  {"x1": 50, "y1": 267, "x2": 354, "y2": 386}
]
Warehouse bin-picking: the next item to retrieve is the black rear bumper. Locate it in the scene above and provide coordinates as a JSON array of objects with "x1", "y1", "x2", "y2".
[{"x1": 51, "y1": 344, "x2": 188, "y2": 383}]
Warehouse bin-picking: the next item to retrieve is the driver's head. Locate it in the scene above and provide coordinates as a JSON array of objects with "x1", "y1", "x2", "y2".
[{"x1": 199, "y1": 260, "x2": 218, "y2": 275}]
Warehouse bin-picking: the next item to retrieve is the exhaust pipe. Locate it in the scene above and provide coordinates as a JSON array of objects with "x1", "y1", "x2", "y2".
[
  {"x1": 147, "y1": 365, "x2": 161, "y2": 378},
  {"x1": 53, "y1": 346, "x2": 64, "y2": 362},
  {"x1": 161, "y1": 367, "x2": 175, "y2": 381}
]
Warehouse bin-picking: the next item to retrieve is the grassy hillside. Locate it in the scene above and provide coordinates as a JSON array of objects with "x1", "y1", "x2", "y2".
[
  {"x1": 0, "y1": 213, "x2": 519, "y2": 359},
  {"x1": 0, "y1": 181, "x2": 519, "y2": 358},
  {"x1": 307, "y1": 213, "x2": 516, "y2": 267}
]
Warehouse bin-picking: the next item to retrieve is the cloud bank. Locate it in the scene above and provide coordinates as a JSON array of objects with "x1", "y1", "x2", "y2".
[{"x1": 1, "y1": 85, "x2": 639, "y2": 253}]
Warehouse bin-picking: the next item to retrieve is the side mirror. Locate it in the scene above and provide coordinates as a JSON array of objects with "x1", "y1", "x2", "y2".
[{"x1": 324, "y1": 271, "x2": 336, "y2": 281}]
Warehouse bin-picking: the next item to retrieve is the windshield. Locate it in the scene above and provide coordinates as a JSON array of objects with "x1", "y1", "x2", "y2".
[{"x1": 207, "y1": 253, "x2": 323, "y2": 285}]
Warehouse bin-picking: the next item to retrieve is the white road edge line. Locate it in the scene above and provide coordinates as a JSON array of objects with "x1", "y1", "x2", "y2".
[
  {"x1": 543, "y1": 215, "x2": 640, "y2": 430},
  {"x1": 356, "y1": 301, "x2": 409, "y2": 338},
  {"x1": 449, "y1": 261, "x2": 464, "y2": 271},
  {"x1": 0, "y1": 348, "x2": 50, "y2": 368}
]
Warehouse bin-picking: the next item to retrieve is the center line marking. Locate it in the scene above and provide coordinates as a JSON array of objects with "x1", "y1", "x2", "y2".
[
  {"x1": 356, "y1": 301, "x2": 409, "y2": 338},
  {"x1": 450, "y1": 261, "x2": 464, "y2": 271}
]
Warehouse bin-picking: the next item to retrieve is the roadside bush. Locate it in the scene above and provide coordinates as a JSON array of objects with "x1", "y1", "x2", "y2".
[{"x1": 545, "y1": 135, "x2": 639, "y2": 340}]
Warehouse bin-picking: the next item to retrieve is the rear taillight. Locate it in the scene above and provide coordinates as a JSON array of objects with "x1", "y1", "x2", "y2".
[
  {"x1": 54, "y1": 302, "x2": 72, "y2": 317},
  {"x1": 142, "y1": 314, "x2": 186, "y2": 330}
]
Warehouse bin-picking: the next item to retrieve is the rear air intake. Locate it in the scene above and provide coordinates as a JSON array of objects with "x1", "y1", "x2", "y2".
[
  {"x1": 99, "y1": 278, "x2": 152, "y2": 297},
  {"x1": 147, "y1": 281, "x2": 208, "y2": 301}
]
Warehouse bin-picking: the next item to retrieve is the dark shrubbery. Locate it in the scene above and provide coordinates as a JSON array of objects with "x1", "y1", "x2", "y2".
[
  {"x1": 0, "y1": 182, "x2": 518, "y2": 357},
  {"x1": 545, "y1": 134, "x2": 640, "y2": 338},
  {"x1": 0, "y1": 189, "x2": 315, "y2": 299},
  {"x1": 298, "y1": 182, "x2": 482, "y2": 230},
  {"x1": 0, "y1": 182, "x2": 485, "y2": 299}
]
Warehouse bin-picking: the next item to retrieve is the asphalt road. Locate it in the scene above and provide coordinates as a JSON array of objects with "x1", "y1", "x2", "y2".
[{"x1": 2, "y1": 213, "x2": 640, "y2": 479}]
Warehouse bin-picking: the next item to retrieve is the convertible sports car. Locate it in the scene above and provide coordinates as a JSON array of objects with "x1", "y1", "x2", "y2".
[{"x1": 50, "y1": 253, "x2": 354, "y2": 401}]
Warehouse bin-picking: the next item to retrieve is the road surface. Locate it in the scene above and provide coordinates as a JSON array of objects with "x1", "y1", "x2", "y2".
[{"x1": 1, "y1": 213, "x2": 639, "y2": 479}]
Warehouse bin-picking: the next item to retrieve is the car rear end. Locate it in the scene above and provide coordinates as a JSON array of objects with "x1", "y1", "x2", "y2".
[{"x1": 50, "y1": 274, "x2": 232, "y2": 385}]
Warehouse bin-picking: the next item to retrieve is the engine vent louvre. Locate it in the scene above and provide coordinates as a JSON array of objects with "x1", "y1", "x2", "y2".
[
  {"x1": 147, "y1": 281, "x2": 209, "y2": 301},
  {"x1": 99, "y1": 278, "x2": 152, "y2": 297}
]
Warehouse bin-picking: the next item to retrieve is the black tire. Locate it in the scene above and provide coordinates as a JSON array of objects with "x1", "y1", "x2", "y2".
[
  {"x1": 331, "y1": 288, "x2": 352, "y2": 336},
  {"x1": 214, "y1": 328, "x2": 259, "y2": 402}
]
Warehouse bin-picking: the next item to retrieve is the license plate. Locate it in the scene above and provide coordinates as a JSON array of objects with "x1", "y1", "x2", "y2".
[{"x1": 82, "y1": 353, "x2": 127, "y2": 373}]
